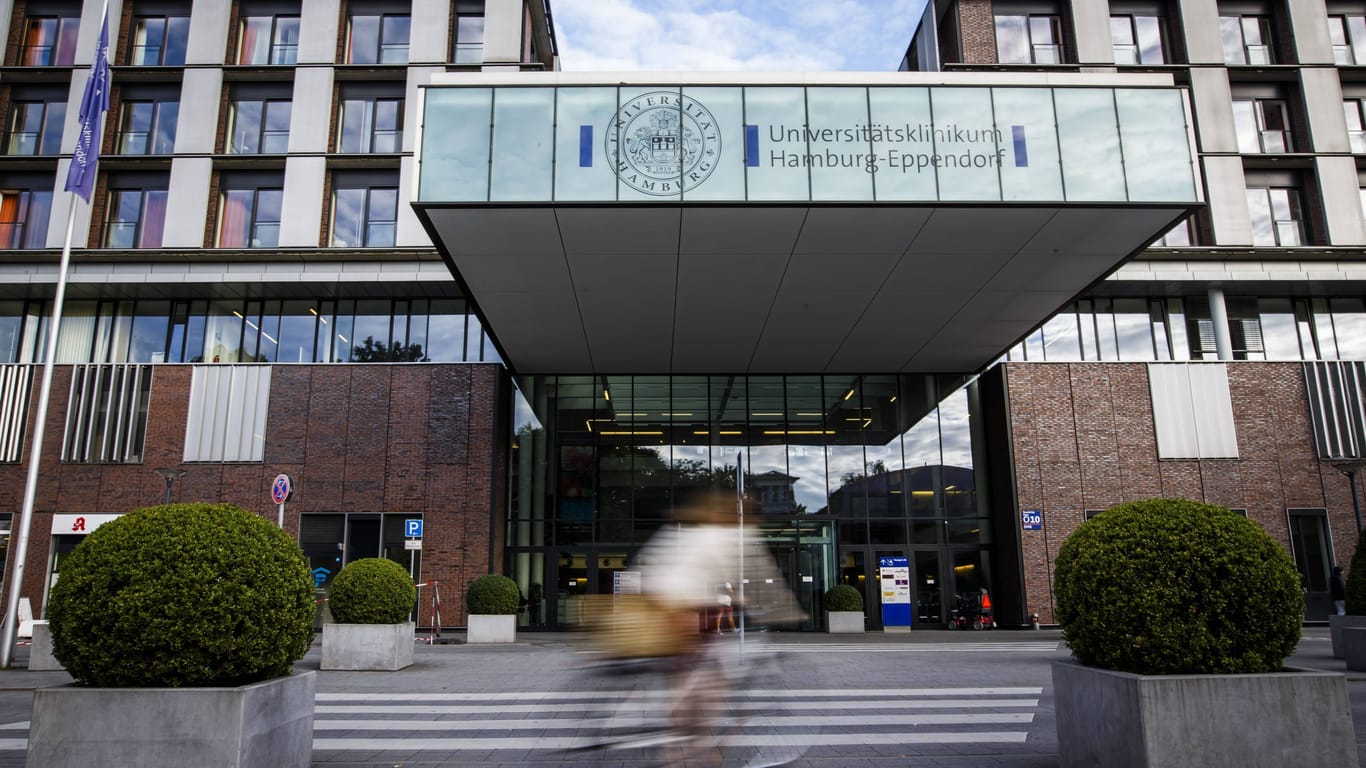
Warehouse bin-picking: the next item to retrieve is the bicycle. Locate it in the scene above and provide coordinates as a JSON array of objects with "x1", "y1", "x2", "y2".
[{"x1": 568, "y1": 629, "x2": 813, "y2": 768}]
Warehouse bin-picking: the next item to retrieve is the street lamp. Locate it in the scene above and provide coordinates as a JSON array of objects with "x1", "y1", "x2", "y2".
[
  {"x1": 154, "y1": 468, "x2": 186, "y2": 505},
  {"x1": 1330, "y1": 459, "x2": 1366, "y2": 532}
]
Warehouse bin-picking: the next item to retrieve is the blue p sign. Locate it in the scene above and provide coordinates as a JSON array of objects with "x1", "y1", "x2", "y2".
[{"x1": 405, "y1": 519, "x2": 422, "y2": 538}]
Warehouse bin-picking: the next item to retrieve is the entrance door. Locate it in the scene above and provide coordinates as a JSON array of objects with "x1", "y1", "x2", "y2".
[
  {"x1": 1288, "y1": 509, "x2": 1334, "y2": 619},
  {"x1": 914, "y1": 551, "x2": 944, "y2": 626}
]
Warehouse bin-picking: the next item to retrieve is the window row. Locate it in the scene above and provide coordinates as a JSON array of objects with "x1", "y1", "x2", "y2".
[
  {"x1": 1007, "y1": 295, "x2": 1366, "y2": 363},
  {"x1": 1152, "y1": 174, "x2": 1342, "y2": 248},
  {"x1": 981, "y1": 5, "x2": 1366, "y2": 68},
  {"x1": 0, "y1": 295, "x2": 499, "y2": 367},
  {"x1": 12, "y1": 1, "x2": 506, "y2": 69},
  {"x1": 4, "y1": 83, "x2": 403, "y2": 157}
]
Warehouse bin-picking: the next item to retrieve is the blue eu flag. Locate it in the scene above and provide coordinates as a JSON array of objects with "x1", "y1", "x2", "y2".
[{"x1": 64, "y1": 10, "x2": 111, "y2": 202}]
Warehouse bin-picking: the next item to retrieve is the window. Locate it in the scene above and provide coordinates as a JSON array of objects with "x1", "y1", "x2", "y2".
[
  {"x1": 103, "y1": 187, "x2": 167, "y2": 249},
  {"x1": 453, "y1": 3, "x2": 485, "y2": 65},
  {"x1": 995, "y1": 14, "x2": 1063, "y2": 64},
  {"x1": 1155, "y1": 218, "x2": 1193, "y2": 246},
  {"x1": 1328, "y1": 15, "x2": 1366, "y2": 65},
  {"x1": 237, "y1": 14, "x2": 300, "y2": 65},
  {"x1": 337, "y1": 92, "x2": 403, "y2": 153},
  {"x1": 227, "y1": 89, "x2": 292, "y2": 154},
  {"x1": 1111, "y1": 15, "x2": 1166, "y2": 64},
  {"x1": 347, "y1": 13, "x2": 410, "y2": 64},
  {"x1": 116, "y1": 90, "x2": 179, "y2": 155},
  {"x1": 5, "y1": 92, "x2": 66, "y2": 155},
  {"x1": 0, "y1": 187, "x2": 53, "y2": 249},
  {"x1": 1232, "y1": 98, "x2": 1292, "y2": 153},
  {"x1": 331, "y1": 173, "x2": 399, "y2": 247},
  {"x1": 1246, "y1": 186, "x2": 1305, "y2": 246},
  {"x1": 184, "y1": 365, "x2": 270, "y2": 461},
  {"x1": 1345, "y1": 100, "x2": 1366, "y2": 153},
  {"x1": 1149, "y1": 363, "x2": 1239, "y2": 459},
  {"x1": 128, "y1": 15, "x2": 189, "y2": 65},
  {"x1": 217, "y1": 174, "x2": 283, "y2": 248},
  {"x1": 19, "y1": 13, "x2": 80, "y2": 66},
  {"x1": 1220, "y1": 15, "x2": 1274, "y2": 64}
]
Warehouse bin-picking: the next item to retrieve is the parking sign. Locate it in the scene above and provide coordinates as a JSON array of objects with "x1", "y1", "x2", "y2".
[{"x1": 405, "y1": 519, "x2": 422, "y2": 538}]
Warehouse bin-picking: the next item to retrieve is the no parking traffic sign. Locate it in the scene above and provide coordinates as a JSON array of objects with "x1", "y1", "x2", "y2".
[{"x1": 271, "y1": 474, "x2": 293, "y2": 505}]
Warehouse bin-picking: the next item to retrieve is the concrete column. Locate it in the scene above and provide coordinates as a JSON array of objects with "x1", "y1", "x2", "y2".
[
  {"x1": 1068, "y1": 0, "x2": 1114, "y2": 64},
  {"x1": 289, "y1": 68, "x2": 335, "y2": 153},
  {"x1": 411, "y1": 0, "x2": 452, "y2": 64},
  {"x1": 1316, "y1": 156, "x2": 1366, "y2": 245},
  {"x1": 1287, "y1": 0, "x2": 1334, "y2": 64},
  {"x1": 163, "y1": 158, "x2": 213, "y2": 248},
  {"x1": 280, "y1": 157, "x2": 326, "y2": 247},
  {"x1": 185, "y1": 0, "x2": 231, "y2": 65},
  {"x1": 298, "y1": 0, "x2": 341, "y2": 64},
  {"x1": 482, "y1": 0, "x2": 523, "y2": 65},
  {"x1": 404, "y1": 67, "x2": 445, "y2": 153},
  {"x1": 1188, "y1": 67, "x2": 1237, "y2": 153},
  {"x1": 1202, "y1": 156, "x2": 1253, "y2": 245},
  {"x1": 397, "y1": 157, "x2": 431, "y2": 247},
  {"x1": 47, "y1": 161, "x2": 94, "y2": 250},
  {"x1": 0, "y1": 0, "x2": 14, "y2": 64},
  {"x1": 1208, "y1": 287, "x2": 1233, "y2": 361},
  {"x1": 175, "y1": 69, "x2": 223, "y2": 155},
  {"x1": 1177, "y1": 0, "x2": 1226, "y2": 64},
  {"x1": 1302, "y1": 68, "x2": 1350, "y2": 153}
]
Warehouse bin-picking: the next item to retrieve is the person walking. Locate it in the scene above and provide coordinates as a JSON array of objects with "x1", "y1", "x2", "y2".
[{"x1": 1331, "y1": 565, "x2": 1347, "y2": 616}]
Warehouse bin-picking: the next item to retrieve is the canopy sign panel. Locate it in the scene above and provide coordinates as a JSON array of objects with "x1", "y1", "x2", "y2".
[{"x1": 418, "y1": 85, "x2": 1196, "y2": 205}]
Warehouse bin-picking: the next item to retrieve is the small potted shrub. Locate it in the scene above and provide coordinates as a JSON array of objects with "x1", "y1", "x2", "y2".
[
  {"x1": 1052, "y1": 498, "x2": 1353, "y2": 768},
  {"x1": 466, "y1": 574, "x2": 520, "y2": 643},
  {"x1": 321, "y1": 557, "x2": 417, "y2": 670},
  {"x1": 822, "y1": 584, "x2": 865, "y2": 634},
  {"x1": 1330, "y1": 527, "x2": 1366, "y2": 659},
  {"x1": 35, "y1": 503, "x2": 316, "y2": 767}
]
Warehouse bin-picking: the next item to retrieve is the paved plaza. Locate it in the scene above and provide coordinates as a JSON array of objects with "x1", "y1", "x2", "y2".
[{"x1": 0, "y1": 626, "x2": 1355, "y2": 767}]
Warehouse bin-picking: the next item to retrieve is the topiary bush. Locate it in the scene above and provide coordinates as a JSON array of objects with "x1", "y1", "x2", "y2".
[
  {"x1": 823, "y1": 584, "x2": 864, "y2": 612},
  {"x1": 1345, "y1": 527, "x2": 1366, "y2": 615},
  {"x1": 1054, "y1": 498, "x2": 1302, "y2": 675},
  {"x1": 327, "y1": 558, "x2": 416, "y2": 624},
  {"x1": 47, "y1": 503, "x2": 314, "y2": 688},
  {"x1": 466, "y1": 574, "x2": 520, "y2": 615}
]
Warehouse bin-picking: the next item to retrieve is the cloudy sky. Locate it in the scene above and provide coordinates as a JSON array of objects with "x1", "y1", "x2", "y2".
[{"x1": 552, "y1": 0, "x2": 926, "y2": 72}]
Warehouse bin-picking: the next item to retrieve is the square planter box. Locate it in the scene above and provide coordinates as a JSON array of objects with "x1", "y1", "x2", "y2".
[
  {"x1": 1053, "y1": 660, "x2": 1358, "y2": 768},
  {"x1": 467, "y1": 614, "x2": 516, "y2": 643},
  {"x1": 27, "y1": 670, "x2": 315, "y2": 768},
  {"x1": 825, "y1": 611, "x2": 865, "y2": 633},
  {"x1": 1328, "y1": 614, "x2": 1366, "y2": 659},
  {"x1": 27, "y1": 622, "x2": 62, "y2": 672},
  {"x1": 321, "y1": 622, "x2": 415, "y2": 671}
]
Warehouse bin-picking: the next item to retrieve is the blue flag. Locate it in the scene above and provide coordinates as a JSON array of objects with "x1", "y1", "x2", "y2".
[{"x1": 64, "y1": 10, "x2": 111, "y2": 201}]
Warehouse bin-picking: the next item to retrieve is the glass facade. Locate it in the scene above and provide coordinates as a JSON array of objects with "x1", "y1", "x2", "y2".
[
  {"x1": 418, "y1": 84, "x2": 1197, "y2": 204},
  {"x1": 0, "y1": 291, "x2": 500, "y2": 366},
  {"x1": 507, "y1": 373, "x2": 991, "y2": 631}
]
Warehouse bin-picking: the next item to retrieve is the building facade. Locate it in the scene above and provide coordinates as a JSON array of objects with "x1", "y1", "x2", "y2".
[{"x1": 0, "y1": 0, "x2": 1359, "y2": 635}]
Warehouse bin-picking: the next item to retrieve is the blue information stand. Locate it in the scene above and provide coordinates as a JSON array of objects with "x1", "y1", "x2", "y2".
[{"x1": 879, "y1": 556, "x2": 912, "y2": 632}]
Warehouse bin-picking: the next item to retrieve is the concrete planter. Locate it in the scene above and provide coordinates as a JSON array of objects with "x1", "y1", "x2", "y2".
[
  {"x1": 466, "y1": 614, "x2": 517, "y2": 643},
  {"x1": 321, "y1": 622, "x2": 415, "y2": 671},
  {"x1": 825, "y1": 611, "x2": 865, "y2": 633},
  {"x1": 27, "y1": 670, "x2": 315, "y2": 768},
  {"x1": 27, "y1": 622, "x2": 62, "y2": 671},
  {"x1": 1328, "y1": 614, "x2": 1366, "y2": 658},
  {"x1": 1053, "y1": 660, "x2": 1358, "y2": 768}
]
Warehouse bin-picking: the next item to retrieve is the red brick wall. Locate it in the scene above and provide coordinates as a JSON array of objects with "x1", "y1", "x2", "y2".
[
  {"x1": 0, "y1": 363, "x2": 507, "y2": 626},
  {"x1": 957, "y1": 0, "x2": 998, "y2": 64},
  {"x1": 1006, "y1": 361, "x2": 1354, "y2": 624}
]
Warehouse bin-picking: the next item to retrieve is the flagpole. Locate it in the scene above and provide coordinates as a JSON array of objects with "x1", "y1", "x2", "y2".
[
  {"x1": 0, "y1": 201, "x2": 80, "y2": 669},
  {"x1": 0, "y1": 0, "x2": 110, "y2": 668}
]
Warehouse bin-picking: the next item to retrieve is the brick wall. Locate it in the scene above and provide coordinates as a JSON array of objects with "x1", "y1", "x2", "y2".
[
  {"x1": 957, "y1": 0, "x2": 998, "y2": 64},
  {"x1": 0, "y1": 362, "x2": 507, "y2": 626},
  {"x1": 1005, "y1": 361, "x2": 1354, "y2": 624}
]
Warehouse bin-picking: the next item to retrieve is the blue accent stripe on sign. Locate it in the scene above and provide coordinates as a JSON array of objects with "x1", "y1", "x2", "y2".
[
  {"x1": 579, "y1": 125, "x2": 593, "y2": 167},
  {"x1": 745, "y1": 124, "x2": 759, "y2": 167},
  {"x1": 1011, "y1": 125, "x2": 1028, "y2": 167}
]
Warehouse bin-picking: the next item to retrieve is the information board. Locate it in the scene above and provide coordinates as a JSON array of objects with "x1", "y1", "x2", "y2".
[{"x1": 879, "y1": 556, "x2": 912, "y2": 631}]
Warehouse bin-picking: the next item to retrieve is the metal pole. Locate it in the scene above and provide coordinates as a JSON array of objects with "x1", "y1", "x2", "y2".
[
  {"x1": 0, "y1": 199, "x2": 80, "y2": 669},
  {"x1": 736, "y1": 451, "x2": 744, "y2": 655},
  {"x1": 163, "y1": 478, "x2": 173, "y2": 505},
  {"x1": 1350, "y1": 470, "x2": 1363, "y2": 532},
  {"x1": 277, "y1": 501, "x2": 285, "y2": 528}
]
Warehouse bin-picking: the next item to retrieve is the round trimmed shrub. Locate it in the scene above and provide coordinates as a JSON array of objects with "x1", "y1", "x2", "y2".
[
  {"x1": 1345, "y1": 527, "x2": 1366, "y2": 615},
  {"x1": 466, "y1": 574, "x2": 520, "y2": 615},
  {"x1": 327, "y1": 558, "x2": 416, "y2": 624},
  {"x1": 47, "y1": 503, "x2": 314, "y2": 688},
  {"x1": 823, "y1": 584, "x2": 864, "y2": 612},
  {"x1": 1054, "y1": 498, "x2": 1302, "y2": 675}
]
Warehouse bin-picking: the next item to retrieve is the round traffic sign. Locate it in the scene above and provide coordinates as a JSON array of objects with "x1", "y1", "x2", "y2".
[{"x1": 271, "y1": 474, "x2": 293, "y2": 504}]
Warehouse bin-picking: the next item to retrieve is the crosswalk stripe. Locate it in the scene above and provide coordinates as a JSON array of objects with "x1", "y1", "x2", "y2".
[
  {"x1": 316, "y1": 698, "x2": 1038, "y2": 714},
  {"x1": 316, "y1": 686, "x2": 1043, "y2": 700},
  {"x1": 313, "y1": 731, "x2": 1030, "y2": 751},
  {"x1": 763, "y1": 643, "x2": 1061, "y2": 652},
  {"x1": 312, "y1": 712, "x2": 1035, "y2": 729}
]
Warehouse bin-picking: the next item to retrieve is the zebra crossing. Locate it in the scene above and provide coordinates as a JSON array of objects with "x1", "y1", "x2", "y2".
[
  {"x1": 310, "y1": 685, "x2": 1044, "y2": 755},
  {"x1": 761, "y1": 640, "x2": 1064, "y2": 653}
]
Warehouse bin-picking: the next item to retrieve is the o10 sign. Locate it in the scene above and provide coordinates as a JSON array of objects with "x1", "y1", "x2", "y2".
[{"x1": 1021, "y1": 509, "x2": 1042, "y2": 530}]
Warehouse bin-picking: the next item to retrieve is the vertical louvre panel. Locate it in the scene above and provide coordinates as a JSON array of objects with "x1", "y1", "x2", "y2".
[
  {"x1": 185, "y1": 365, "x2": 272, "y2": 462},
  {"x1": 1304, "y1": 361, "x2": 1366, "y2": 458},
  {"x1": 1149, "y1": 363, "x2": 1238, "y2": 459},
  {"x1": 0, "y1": 365, "x2": 34, "y2": 462},
  {"x1": 61, "y1": 364, "x2": 153, "y2": 463}
]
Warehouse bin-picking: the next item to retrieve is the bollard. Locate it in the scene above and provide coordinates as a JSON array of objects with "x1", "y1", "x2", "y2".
[{"x1": 1031, "y1": 612, "x2": 1040, "y2": 630}]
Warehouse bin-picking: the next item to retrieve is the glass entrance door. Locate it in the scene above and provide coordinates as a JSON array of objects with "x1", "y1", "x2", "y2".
[{"x1": 914, "y1": 551, "x2": 944, "y2": 626}]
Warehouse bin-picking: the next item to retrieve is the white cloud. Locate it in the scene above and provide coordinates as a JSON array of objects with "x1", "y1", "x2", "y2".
[{"x1": 553, "y1": 0, "x2": 924, "y2": 72}]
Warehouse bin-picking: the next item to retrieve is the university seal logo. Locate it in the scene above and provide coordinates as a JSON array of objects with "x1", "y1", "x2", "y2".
[{"x1": 606, "y1": 91, "x2": 720, "y2": 195}]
